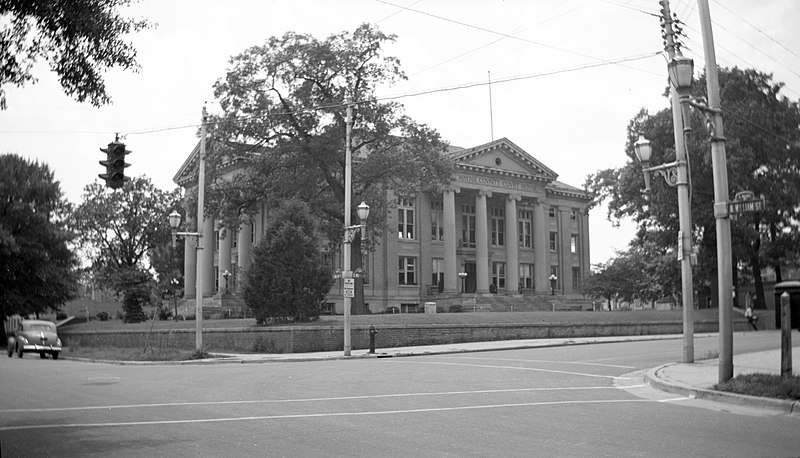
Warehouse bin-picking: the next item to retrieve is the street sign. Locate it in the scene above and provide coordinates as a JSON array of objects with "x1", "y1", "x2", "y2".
[
  {"x1": 728, "y1": 197, "x2": 765, "y2": 215},
  {"x1": 343, "y1": 278, "x2": 355, "y2": 298}
]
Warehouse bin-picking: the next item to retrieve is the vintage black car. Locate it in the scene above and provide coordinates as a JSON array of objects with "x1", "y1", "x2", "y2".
[{"x1": 7, "y1": 319, "x2": 62, "y2": 359}]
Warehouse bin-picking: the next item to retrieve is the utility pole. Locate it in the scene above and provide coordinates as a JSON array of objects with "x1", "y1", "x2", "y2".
[
  {"x1": 661, "y1": 0, "x2": 695, "y2": 363},
  {"x1": 343, "y1": 101, "x2": 353, "y2": 356},
  {"x1": 697, "y1": 0, "x2": 734, "y2": 383},
  {"x1": 195, "y1": 106, "x2": 207, "y2": 352}
]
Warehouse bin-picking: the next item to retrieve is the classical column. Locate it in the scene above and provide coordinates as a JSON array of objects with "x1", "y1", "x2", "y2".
[
  {"x1": 237, "y1": 221, "x2": 252, "y2": 274},
  {"x1": 202, "y1": 217, "x2": 214, "y2": 296},
  {"x1": 533, "y1": 200, "x2": 548, "y2": 293},
  {"x1": 475, "y1": 191, "x2": 491, "y2": 294},
  {"x1": 183, "y1": 216, "x2": 197, "y2": 299},
  {"x1": 559, "y1": 208, "x2": 572, "y2": 294},
  {"x1": 581, "y1": 210, "x2": 591, "y2": 280},
  {"x1": 419, "y1": 191, "x2": 433, "y2": 293},
  {"x1": 443, "y1": 188, "x2": 459, "y2": 292},
  {"x1": 218, "y1": 227, "x2": 232, "y2": 294},
  {"x1": 505, "y1": 195, "x2": 520, "y2": 294}
]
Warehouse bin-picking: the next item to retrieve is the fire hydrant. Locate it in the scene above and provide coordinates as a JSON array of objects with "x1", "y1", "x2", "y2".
[{"x1": 369, "y1": 325, "x2": 378, "y2": 354}]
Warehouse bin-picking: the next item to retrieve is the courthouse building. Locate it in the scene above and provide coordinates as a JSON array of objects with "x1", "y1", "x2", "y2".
[{"x1": 173, "y1": 137, "x2": 592, "y2": 314}]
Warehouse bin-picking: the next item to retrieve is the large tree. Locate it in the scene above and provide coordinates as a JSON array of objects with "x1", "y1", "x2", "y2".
[
  {"x1": 71, "y1": 177, "x2": 181, "y2": 322},
  {"x1": 587, "y1": 67, "x2": 800, "y2": 308},
  {"x1": 0, "y1": 154, "x2": 79, "y2": 323},
  {"x1": 0, "y1": 0, "x2": 151, "y2": 109},
  {"x1": 202, "y1": 23, "x2": 455, "y2": 313}
]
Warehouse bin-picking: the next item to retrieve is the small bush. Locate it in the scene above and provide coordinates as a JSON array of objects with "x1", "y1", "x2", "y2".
[
  {"x1": 56, "y1": 311, "x2": 68, "y2": 320},
  {"x1": 448, "y1": 305, "x2": 463, "y2": 313},
  {"x1": 184, "y1": 348, "x2": 211, "y2": 360},
  {"x1": 158, "y1": 307, "x2": 173, "y2": 320},
  {"x1": 96, "y1": 311, "x2": 110, "y2": 321}
]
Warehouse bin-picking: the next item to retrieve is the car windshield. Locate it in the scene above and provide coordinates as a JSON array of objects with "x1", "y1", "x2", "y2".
[{"x1": 28, "y1": 324, "x2": 52, "y2": 331}]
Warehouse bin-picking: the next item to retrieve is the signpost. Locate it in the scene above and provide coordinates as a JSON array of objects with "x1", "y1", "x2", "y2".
[
  {"x1": 728, "y1": 191, "x2": 765, "y2": 219},
  {"x1": 343, "y1": 278, "x2": 355, "y2": 298}
]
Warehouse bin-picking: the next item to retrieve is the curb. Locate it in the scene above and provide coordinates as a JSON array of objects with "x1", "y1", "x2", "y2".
[{"x1": 645, "y1": 364, "x2": 800, "y2": 416}]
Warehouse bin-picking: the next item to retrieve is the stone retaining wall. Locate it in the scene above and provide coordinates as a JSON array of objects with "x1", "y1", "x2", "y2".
[{"x1": 60, "y1": 319, "x2": 749, "y2": 354}]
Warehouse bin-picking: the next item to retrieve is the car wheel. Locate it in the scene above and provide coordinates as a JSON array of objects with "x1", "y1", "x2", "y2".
[
  {"x1": 52, "y1": 352, "x2": 59, "y2": 360},
  {"x1": 40, "y1": 352, "x2": 47, "y2": 359}
]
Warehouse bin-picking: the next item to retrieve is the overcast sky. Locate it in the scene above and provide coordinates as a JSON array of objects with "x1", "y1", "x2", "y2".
[{"x1": 2, "y1": 0, "x2": 799, "y2": 264}]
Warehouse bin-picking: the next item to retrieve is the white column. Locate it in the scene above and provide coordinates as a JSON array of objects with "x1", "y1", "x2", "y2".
[
  {"x1": 475, "y1": 191, "x2": 490, "y2": 294},
  {"x1": 202, "y1": 217, "x2": 214, "y2": 296},
  {"x1": 505, "y1": 195, "x2": 520, "y2": 294},
  {"x1": 533, "y1": 200, "x2": 548, "y2": 293},
  {"x1": 237, "y1": 221, "x2": 252, "y2": 274},
  {"x1": 183, "y1": 216, "x2": 197, "y2": 299},
  {"x1": 443, "y1": 188, "x2": 459, "y2": 292}
]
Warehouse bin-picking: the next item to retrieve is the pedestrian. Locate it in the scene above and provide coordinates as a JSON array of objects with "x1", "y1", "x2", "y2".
[{"x1": 745, "y1": 304, "x2": 758, "y2": 331}]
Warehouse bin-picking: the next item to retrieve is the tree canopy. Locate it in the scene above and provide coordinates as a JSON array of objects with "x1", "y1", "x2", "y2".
[
  {"x1": 201, "y1": 23, "x2": 455, "y2": 244},
  {"x1": 70, "y1": 177, "x2": 181, "y2": 321},
  {"x1": 0, "y1": 154, "x2": 79, "y2": 319},
  {"x1": 0, "y1": 0, "x2": 151, "y2": 109},
  {"x1": 586, "y1": 67, "x2": 800, "y2": 307}
]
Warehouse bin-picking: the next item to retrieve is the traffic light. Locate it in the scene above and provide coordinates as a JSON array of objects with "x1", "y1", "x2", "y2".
[{"x1": 99, "y1": 141, "x2": 130, "y2": 189}]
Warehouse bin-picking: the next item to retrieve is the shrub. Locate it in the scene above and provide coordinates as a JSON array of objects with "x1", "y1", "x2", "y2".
[
  {"x1": 96, "y1": 311, "x2": 110, "y2": 321},
  {"x1": 158, "y1": 307, "x2": 173, "y2": 320},
  {"x1": 448, "y1": 304, "x2": 463, "y2": 313},
  {"x1": 56, "y1": 311, "x2": 68, "y2": 320}
]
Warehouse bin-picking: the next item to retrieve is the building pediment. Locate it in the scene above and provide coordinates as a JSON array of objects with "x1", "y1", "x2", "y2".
[{"x1": 450, "y1": 137, "x2": 558, "y2": 183}]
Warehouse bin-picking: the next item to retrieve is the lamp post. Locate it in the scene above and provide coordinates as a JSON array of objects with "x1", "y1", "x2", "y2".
[
  {"x1": 458, "y1": 271, "x2": 467, "y2": 293},
  {"x1": 342, "y1": 201, "x2": 369, "y2": 357},
  {"x1": 168, "y1": 209, "x2": 204, "y2": 351},
  {"x1": 222, "y1": 270, "x2": 231, "y2": 294},
  {"x1": 549, "y1": 274, "x2": 557, "y2": 296},
  {"x1": 635, "y1": 2, "x2": 695, "y2": 363}
]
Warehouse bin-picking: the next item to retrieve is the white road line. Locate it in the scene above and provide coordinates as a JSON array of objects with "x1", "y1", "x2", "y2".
[
  {"x1": 432, "y1": 356, "x2": 635, "y2": 369},
  {"x1": 0, "y1": 386, "x2": 633, "y2": 413},
  {"x1": 0, "y1": 398, "x2": 689, "y2": 432},
  {"x1": 392, "y1": 359, "x2": 635, "y2": 380}
]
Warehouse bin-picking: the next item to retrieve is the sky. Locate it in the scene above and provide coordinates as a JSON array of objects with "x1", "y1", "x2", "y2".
[{"x1": 2, "y1": 0, "x2": 799, "y2": 265}]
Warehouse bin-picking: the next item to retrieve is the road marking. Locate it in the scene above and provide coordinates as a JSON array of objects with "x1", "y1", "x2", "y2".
[
  {"x1": 0, "y1": 385, "x2": 634, "y2": 413},
  {"x1": 0, "y1": 398, "x2": 689, "y2": 432},
  {"x1": 392, "y1": 359, "x2": 635, "y2": 380},
  {"x1": 435, "y1": 356, "x2": 635, "y2": 369}
]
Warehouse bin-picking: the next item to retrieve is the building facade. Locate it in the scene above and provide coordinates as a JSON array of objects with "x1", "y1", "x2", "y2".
[{"x1": 174, "y1": 137, "x2": 592, "y2": 313}]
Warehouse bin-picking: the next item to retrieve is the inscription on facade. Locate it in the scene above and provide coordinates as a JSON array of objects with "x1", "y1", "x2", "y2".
[{"x1": 457, "y1": 174, "x2": 539, "y2": 192}]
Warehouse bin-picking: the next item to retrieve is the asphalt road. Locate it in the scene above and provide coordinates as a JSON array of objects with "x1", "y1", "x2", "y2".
[{"x1": 1, "y1": 333, "x2": 797, "y2": 457}]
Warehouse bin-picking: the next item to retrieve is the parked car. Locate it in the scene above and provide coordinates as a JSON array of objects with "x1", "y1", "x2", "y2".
[{"x1": 7, "y1": 319, "x2": 62, "y2": 359}]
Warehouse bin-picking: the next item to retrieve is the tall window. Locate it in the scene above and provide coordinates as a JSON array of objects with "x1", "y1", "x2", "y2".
[
  {"x1": 462, "y1": 204, "x2": 475, "y2": 247},
  {"x1": 492, "y1": 262, "x2": 506, "y2": 288},
  {"x1": 214, "y1": 230, "x2": 220, "y2": 251},
  {"x1": 572, "y1": 267, "x2": 581, "y2": 289},
  {"x1": 549, "y1": 207, "x2": 556, "y2": 218},
  {"x1": 430, "y1": 201, "x2": 444, "y2": 242},
  {"x1": 491, "y1": 208, "x2": 504, "y2": 246},
  {"x1": 398, "y1": 198, "x2": 415, "y2": 239},
  {"x1": 519, "y1": 263, "x2": 534, "y2": 289},
  {"x1": 214, "y1": 266, "x2": 219, "y2": 291},
  {"x1": 570, "y1": 209, "x2": 578, "y2": 220},
  {"x1": 518, "y1": 210, "x2": 532, "y2": 248},
  {"x1": 250, "y1": 222, "x2": 255, "y2": 243},
  {"x1": 549, "y1": 232, "x2": 558, "y2": 251},
  {"x1": 570, "y1": 234, "x2": 579, "y2": 254},
  {"x1": 398, "y1": 256, "x2": 416, "y2": 285},
  {"x1": 431, "y1": 258, "x2": 444, "y2": 288},
  {"x1": 232, "y1": 228, "x2": 238, "y2": 248}
]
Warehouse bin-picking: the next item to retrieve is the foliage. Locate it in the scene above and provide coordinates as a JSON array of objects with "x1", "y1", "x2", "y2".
[
  {"x1": 0, "y1": 154, "x2": 79, "y2": 319},
  {"x1": 242, "y1": 200, "x2": 333, "y2": 324},
  {"x1": 70, "y1": 177, "x2": 182, "y2": 322},
  {"x1": 714, "y1": 373, "x2": 800, "y2": 401},
  {"x1": 0, "y1": 0, "x2": 152, "y2": 109},
  {"x1": 585, "y1": 67, "x2": 800, "y2": 306},
  {"x1": 200, "y1": 23, "x2": 454, "y2": 245}
]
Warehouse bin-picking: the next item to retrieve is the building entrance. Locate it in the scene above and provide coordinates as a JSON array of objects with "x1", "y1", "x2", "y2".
[{"x1": 465, "y1": 262, "x2": 476, "y2": 293}]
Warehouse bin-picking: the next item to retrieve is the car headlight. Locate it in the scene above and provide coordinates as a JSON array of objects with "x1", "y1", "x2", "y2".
[
  {"x1": 56, "y1": 338, "x2": 62, "y2": 346},
  {"x1": 18, "y1": 336, "x2": 28, "y2": 344}
]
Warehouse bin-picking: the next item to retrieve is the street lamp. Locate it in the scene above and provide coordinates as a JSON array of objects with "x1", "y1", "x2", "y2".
[
  {"x1": 458, "y1": 271, "x2": 467, "y2": 293},
  {"x1": 222, "y1": 270, "x2": 231, "y2": 294},
  {"x1": 549, "y1": 274, "x2": 557, "y2": 296},
  {"x1": 168, "y1": 210, "x2": 204, "y2": 351},
  {"x1": 635, "y1": 9, "x2": 696, "y2": 364},
  {"x1": 342, "y1": 199, "x2": 369, "y2": 357}
]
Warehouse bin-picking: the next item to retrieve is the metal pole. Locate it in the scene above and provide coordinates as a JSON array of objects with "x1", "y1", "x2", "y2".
[
  {"x1": 195, "y1": 106, "x2": 207, "y2": 352},
  {"x1": 343, "y1": 102, "x2": 353, "y2": 356},
  {"x1": 662, "y1": 0, "x2": 694, "y2": 363},
  {"x1": 697, "y1": 0, "x2": 734, "y2": 383}
]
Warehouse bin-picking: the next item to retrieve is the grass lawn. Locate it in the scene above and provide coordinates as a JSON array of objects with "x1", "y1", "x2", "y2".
[{"x1": 714, "y1": 373, "x2": 800, "y2": 401}]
